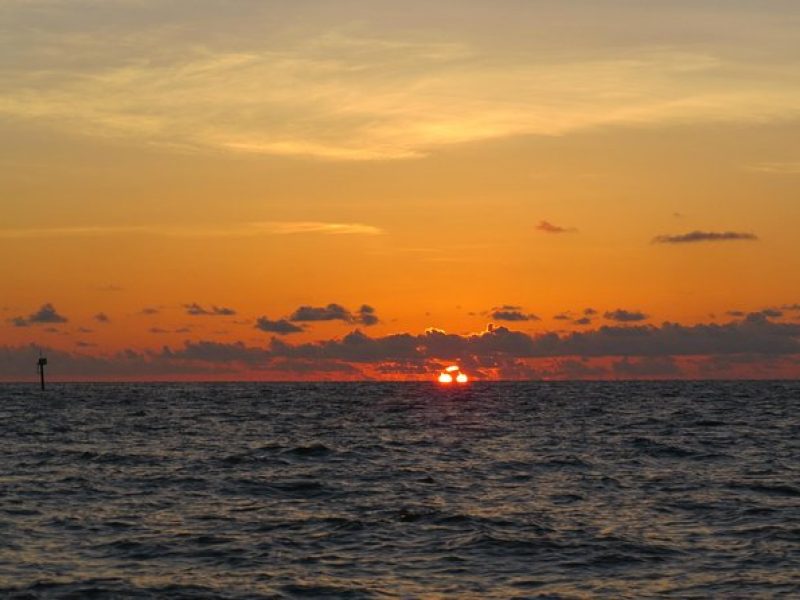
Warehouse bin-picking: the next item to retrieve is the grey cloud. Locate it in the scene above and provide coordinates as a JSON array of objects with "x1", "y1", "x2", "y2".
[
  {"x1": 141, "y1": 307, "x2": 160, "y2": 315},
  {"x1": 612, "y1": 356, "x2": 680, "y2": 377},
  {"x1": 255, "y1": 317, "x2": 303, "y2": 335},
  {"x1": 290, "y1": 303, "x2": 351, "y2": 322},
  {"x1": 604, "y1": 309, "x2": 648, "y2": 322},
  {"x1": 9, "y1": 303, "x2": 68, "y2": 327},
  {"x1": 162, "y1": 341, "x2": 270, "y2": 367},
  {"x1": 269, "y1": 317, "x2": 800, "y2": 362},
  {"x1": 358, "y1": 305, "x2": 379, "y2": 326},
  {"x1": 289, "y1": 303, "x2": 379, "y2": 326},
  {"x1": 573, "y1": 317, "x2": 592, "y2": 326},
  {"x1": 94, "y1": 312, "x2": 110, "y2": 323},
  {"x1": 2, "y1": 314, "x2": 798, "y2": 380},
  {"x1": 184, "y1": 303, "x2": 237, "y2": 316},
  {"x1": 553, "y1": 359, "x2": 607, "y2": 379},
  {"x1": 653, "y1": 231, "x2": 758, "y2": 244},
  {"x1": 536, "y1": 220, "x2": 577, "y2": 234},
  {"x1": 491, "y1": 308, "x2": 538, "y2": 322}
]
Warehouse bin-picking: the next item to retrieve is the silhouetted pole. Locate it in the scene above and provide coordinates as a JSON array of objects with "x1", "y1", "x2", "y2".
[{"x1": 37, "y1": 356, "x2": 47, "y2": 390}]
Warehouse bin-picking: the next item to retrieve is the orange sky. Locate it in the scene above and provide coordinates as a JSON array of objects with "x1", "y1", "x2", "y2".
[{"x1": 1, "y1": 1, "x2": 799, "y2": 380}]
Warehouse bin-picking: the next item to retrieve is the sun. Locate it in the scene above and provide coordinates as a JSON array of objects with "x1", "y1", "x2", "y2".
[{"x1": 437, "y1": 365, "x2": 469, "y2": 384}]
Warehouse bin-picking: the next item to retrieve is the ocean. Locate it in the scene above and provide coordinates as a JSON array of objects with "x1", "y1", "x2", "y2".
[{"x1": 1, "y1": 381, "x2": 798, "y2": 598}]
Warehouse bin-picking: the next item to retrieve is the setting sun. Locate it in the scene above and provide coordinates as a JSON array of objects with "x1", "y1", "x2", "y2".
[{"x1": 438, "y1": 365, "x2": 469, "y2": 384}]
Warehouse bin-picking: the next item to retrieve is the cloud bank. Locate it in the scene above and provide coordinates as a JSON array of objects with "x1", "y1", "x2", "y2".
[{"x1": 2, "y1": 313, "x2": 797, "y2": 380}]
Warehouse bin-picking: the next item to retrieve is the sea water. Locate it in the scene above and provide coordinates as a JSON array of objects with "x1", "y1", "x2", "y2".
[{"x1": 1, "y1": 381, "x2": 798, "y2": 598}]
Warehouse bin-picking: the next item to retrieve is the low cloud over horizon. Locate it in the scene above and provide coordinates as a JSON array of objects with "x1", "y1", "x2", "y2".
[{"x1": 2, "y1": 312, "x2": 797, "y2": 380}]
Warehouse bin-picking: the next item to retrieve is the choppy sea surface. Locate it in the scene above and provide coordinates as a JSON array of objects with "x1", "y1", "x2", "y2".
[{"x1": 1, "y1": 381, "x2": 798, "y2": 599}]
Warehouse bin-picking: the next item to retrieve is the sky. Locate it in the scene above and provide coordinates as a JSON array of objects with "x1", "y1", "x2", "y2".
[{"x1": 1, "y1": 0, "x2": 799, "y2": 380}]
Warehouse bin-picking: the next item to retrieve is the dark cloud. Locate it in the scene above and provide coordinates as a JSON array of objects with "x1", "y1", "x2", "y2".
[
  {"x1": 141, "y1": 307, "x2": 160, "y2": 315},
  {"x1": 9, "y1": 303, "x2": 68, "y2": 327},
  {"x1": 653, "y1": 231, "x2": 758, "y2": 244},
  {"x1": 184, "y1": 303, "x2": 237, "y2": 316},
  {"x1": 2, "y1": 313, "x2": 798, "y2": 380},
  {"x1": 604, "y1": 309, "x2": 648, "y2": 322},
  {"x1": 289, "y1": 303, "x2": 379, "y2": 326},
  {"x1": 781, "y1": 304, "x2": 800, "y2": 311},
  {"x1": 94, "y1": 312, "x2": 110, "y2": 323},
  {"x1": 553, "y1": 313, "x2": 571, "y2": 321},
  {"x1": 357, "y1": 305, "x2": 379, "y2": 326},
  {"x1": 255, "y1": 317, "x2": 303, "y2": 335},
  {"x1": 536, "y1": 220, "x2": 577, "y2": 234},
  {"x1": 612, "y1": 357, "x2": 680, "y2": 377},
  {"x1": 729, "y1": 309, "x2": 783, "y2": 320},
  {"x1": 0, "y1": 344, "x2": 241, "y2": 379},
  {"x1": 149, "y1": 327, "x2": 169, "y2": 334},
  {"x1": 553, "y1": 359, "x2": 607, "y2": 378},
  {"x1": 269, "y1": 316, "x2": 800, "y2": 362},
  {"x1": 584, "y1": 308, "x2": 597, "y2": 316},
  {"x1": 290, "y1": 303, "x2": 351, "y2": 322},
  {"x1": 78, "y1": 327, "x2": 93, "y2": 333},
  {"x1": 491, "y1": 307, "x2": 538, "y2": 321},
  {"x1": 162, "y1": 340, "x2": 270, "y2": 367},
  {"x1": 573, "y1": 317, "x2": 592, "y2": 326}
]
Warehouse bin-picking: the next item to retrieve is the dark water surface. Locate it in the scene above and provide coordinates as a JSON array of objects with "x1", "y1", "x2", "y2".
[{"x1": 1, "y1": 381, "x2": 798, "y2": 598}]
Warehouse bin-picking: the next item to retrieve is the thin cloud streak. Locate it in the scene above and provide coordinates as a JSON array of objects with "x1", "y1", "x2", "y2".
[
  {"x1": 2, "y1": 18, "x2": 800, "y2": 160},
  {"x1": 653, "y1": 231, "x2": 758, "y2": 244},
  {"x1": 0, "y1": 222, "x2": 384, "y2": 239},
  {"x1": 748, "y1": 162, "x2": 800, "y2": 174},
  {"x1": 536, "y1": 220, "x2": 577, "y2": 234}
]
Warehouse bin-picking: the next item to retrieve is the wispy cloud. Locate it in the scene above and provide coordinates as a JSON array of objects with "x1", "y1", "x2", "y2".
[
  {"x1": 748, "y1": 162, "x2": 800, "y2": 174},
  {"x1": 653, "y1": 231, "x2": 758, "y2": 244},
  {"x1": 536, "y1": 220, "x2": 577, "y2": 234},
  {"x1": 0, "y1": 222, "x2": 384, "y2": 239},
  {"x1": 184, "y1": 303, "x2": 237, "y2": 317},
  {"x1": 2, "y1": 15, "x2": 799, "y2": 161}
]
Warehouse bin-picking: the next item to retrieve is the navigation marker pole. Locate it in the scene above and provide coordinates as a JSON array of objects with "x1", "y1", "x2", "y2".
[{"x1": 37, "y1": 354, "x2": 47, "y2": 390}]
